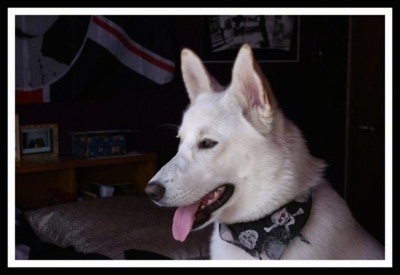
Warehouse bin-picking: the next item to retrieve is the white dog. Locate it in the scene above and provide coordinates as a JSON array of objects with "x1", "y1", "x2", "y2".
[{"x1": 145, "y1": 44, "x2": 384, "y2": 260}]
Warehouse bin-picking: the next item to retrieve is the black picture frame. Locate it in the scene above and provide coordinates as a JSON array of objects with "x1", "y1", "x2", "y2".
[
  {"x1": 20, "y1": 123, "x2": 59, "y2": 160},
  {"x1": 202, "y1": 15, "x2": 299, "y2": 63}
]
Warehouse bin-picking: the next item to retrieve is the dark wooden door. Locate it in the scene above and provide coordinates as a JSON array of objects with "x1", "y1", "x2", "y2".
[{"x1": 345, "y1": 15, "x2": 385, "y2": 245}]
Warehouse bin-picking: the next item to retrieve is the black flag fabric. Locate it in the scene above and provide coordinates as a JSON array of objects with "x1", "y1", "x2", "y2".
[{"x1": 15, "y1": 15, "x2": 176, "y2": 104}]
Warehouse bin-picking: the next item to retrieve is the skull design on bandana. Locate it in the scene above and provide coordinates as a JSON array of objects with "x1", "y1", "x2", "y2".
[{"x1": 238, "y1": 229, "x2": 259, "y2": 249}]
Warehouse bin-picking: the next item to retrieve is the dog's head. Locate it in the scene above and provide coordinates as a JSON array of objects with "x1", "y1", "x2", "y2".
[{"x1": 145, "y1": 44, "x2": 324, "y2": 242}]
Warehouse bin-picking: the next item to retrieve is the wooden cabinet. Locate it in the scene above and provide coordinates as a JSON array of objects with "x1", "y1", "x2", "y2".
[{"x1": 15, "y1": 152, "x2": 157, "y2": 209}]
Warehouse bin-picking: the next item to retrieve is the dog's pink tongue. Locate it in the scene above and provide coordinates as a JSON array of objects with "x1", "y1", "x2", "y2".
[{"x1": 172, "y1": 201, "x2": 200, "y2": 242}]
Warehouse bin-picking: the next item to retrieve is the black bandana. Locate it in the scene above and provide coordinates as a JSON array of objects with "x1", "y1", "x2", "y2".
[{"x1": 219, "y1": 192, "x2": 312, "y2": 260}]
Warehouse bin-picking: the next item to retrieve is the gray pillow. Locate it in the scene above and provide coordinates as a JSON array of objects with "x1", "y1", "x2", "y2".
[{"x1": 24, "y1": 195, "x2": 212, "y2": 260}]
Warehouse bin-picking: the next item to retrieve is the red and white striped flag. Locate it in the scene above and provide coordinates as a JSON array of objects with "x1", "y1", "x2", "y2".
[
  {"x1": 15, "y1": 15, "x2": 176, "y2": 104},
  {"x1": 88, "y1": 16, "x2": 175, "y2": 85}
]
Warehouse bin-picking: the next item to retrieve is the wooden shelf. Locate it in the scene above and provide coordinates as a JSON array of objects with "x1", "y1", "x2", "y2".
[{"x1": 15, "y1": 152, "x2": 157, "y2": 209}]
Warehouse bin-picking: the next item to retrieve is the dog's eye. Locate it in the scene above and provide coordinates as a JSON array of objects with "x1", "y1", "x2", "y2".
[{"x1": 199, "y1": 139, "x2": 218, "y2": 149}]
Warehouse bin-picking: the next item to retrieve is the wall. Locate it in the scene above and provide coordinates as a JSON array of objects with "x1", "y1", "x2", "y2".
[{"x1": 15, "y1": 15, "x2": 349, "y2": 194}]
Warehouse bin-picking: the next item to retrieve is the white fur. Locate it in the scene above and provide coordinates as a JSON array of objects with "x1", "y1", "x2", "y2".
[{"x1": 148, "y1": 44, "x2": 384, "y2": 260}]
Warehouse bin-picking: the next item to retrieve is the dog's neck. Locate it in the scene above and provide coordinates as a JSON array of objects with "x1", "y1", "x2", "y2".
[{"x1": 219, "y1": 191, "x2": 312, "y2": 260}]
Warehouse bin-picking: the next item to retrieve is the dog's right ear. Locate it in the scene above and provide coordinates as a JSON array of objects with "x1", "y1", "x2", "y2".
[{"x1": 181, "y1": 48, "x2": 223, "y2": 103}]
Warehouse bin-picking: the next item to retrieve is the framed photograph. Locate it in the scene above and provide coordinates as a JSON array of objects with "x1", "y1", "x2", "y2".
[
  {"x1": 15, "y1": 114, "x2": 21, "y2": 161},
  {"x1": 202, "y1": 15, "x2": 299, "y2": 62},
  {"x1": 20, "y1": 124, "x2": 59, "y2": 160}
]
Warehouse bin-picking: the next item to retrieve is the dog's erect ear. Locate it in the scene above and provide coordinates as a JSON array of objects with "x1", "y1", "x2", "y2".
[
  {"x1": 181, "y1": 48, "x2": 224, "y2": 103},
  {"x1": 229, "y1": 44, "x2": 278, "y2": 128}
]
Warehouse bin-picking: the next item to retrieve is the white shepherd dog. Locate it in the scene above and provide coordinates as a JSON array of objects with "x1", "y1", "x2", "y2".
[{"x1": 145, "y1": 44, "x2": 384, "y2": 260}]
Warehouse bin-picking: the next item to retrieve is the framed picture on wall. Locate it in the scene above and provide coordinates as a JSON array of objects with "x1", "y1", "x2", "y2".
[
  {"x1": 202, "y1": 15, "x2": 299, "y2": 62},
  {"x1": 20, "y1": 124, "x2": 59, "y2": 160}
]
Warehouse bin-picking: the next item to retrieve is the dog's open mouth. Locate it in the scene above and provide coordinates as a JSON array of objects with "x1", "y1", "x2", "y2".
[{"x1": 172, "y1": 184, "x2": 234, "y2": 242}]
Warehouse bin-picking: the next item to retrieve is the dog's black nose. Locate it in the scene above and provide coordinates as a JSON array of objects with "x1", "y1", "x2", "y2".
[{"x1": 145, "y1": 182, "x2": 165, "y2": 201}]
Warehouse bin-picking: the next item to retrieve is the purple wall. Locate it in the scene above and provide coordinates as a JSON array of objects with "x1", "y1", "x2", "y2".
[
  {"x1": 16, "y1": 80, "x2": 189, "y2": 166},
  {"x1": 15, "y1": 16, "x2": 349, "y2": 194}
]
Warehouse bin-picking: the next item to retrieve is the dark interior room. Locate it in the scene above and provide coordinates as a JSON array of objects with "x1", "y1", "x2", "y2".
[{"x1": 11, "y1": 11, "x2": 388, "y2": 265}]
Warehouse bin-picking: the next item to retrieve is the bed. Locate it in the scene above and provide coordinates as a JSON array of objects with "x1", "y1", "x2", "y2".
[{"x1": 15, "y1": 194, "x2": 213, "y2": 260}]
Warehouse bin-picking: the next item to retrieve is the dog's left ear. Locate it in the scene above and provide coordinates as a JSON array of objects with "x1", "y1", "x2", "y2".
[
  {"x1": 181, "y1": 48, "x2": 224, "y2": 103},
  {"x1": 228, "y1": 44, "x2": 278, "y2": 128}
]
